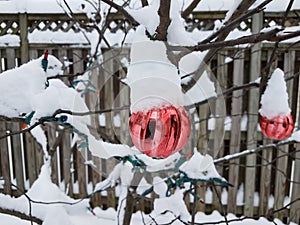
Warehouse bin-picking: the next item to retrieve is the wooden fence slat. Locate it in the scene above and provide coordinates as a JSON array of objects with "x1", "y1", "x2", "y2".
[
  {"x1": 24, "y1": 133, "x2": 37, "y2": 186},
  {"x1": 119, "y1": 50, "x2": 131, "y2": 145},
  {"x1": 0, "y1": 49, "x2": 2, "y2": 73},
  {"x1": 61, "y1": 129, "x2": 72, "y2": 194},
  {"x1": 258, "y1": 138, "x2": 273, "y2": 215},
  {"x1": 272, "y1": 50, "x2": 297, "y2": 221},
  {"x1": 244, "y1": 12, "x2": 263, "y2": 217},
  {"x1": 76, "y1": 148, "x2": 87, "y2": 197},
  {"x1": 34, "y1": 139, "x2": 44, "y2": 178},
  {"x1": 29, "y1": 49, "x2": 38, "y2": 60},
  {"x1": 5, "y1": 48, "x2": 16, "y2": 70},
  {"x1": 0, "y1": 122, "x2": 11, "y2": 194},
  {"x1": 274, "y1": 145, "x2": 289, "y2": 221},
  {"x1": 103, "y1": 50, "x2": 115, "y2": 140},
  {"x1": 197, "y1": 101, "x2": 209, "y2": 212},
  {"x1": 290, "y1": 143, "x2": 300, "y2": 224},
  {"x1": 47, "y1": 123, "x2": 59, "y2": 185},
  {"x1": 9, "y1": 122, "x2": 25, "y2": 193},
  {"x1": 227, "y1": 51, "x2": 244, "y2": 214},
  {"x1": 72, "y1": 49, "x2": 84, "y2": 74},
  {"x1": 90, "y1": 155, "x2": 102, "y2": 208},
  {"x1": 212, "y1": 51, "x2": 227, "y2": 211},
  {"x1": 87, "y1": 61, "x2": 101, "y2": 137},
  {"x1": 102, "y1": 50, "x2": 117, "y2": 208}
]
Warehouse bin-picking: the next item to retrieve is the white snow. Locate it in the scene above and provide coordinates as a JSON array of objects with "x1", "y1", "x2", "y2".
[
  {"x1": 127, "y1": 0, "x2": 160, "y2": 36},
  {"x1": 0, "y1": 162, "x2": 89, "y2": 223},
  {"x1": 94, "y1": 161, "x2": 133, "y2": 193},
  {"x1": 184, "y1": 71, "x2": 217, "y2": 105},
  {"x1": 0, "y1": 214, "x2": 37, "y2": 225},
  {"x1": 0, "y1": 34, "x2": 20, "y2": 47},
  {"x1": 0, "y1": 54, "x2": 63, "y2": 117},
  {"x1": 151, "y1": 189, "x2": 191, "y2": 223},
  {"x1": 153, "y1": 176, "x2": 168, "y2": 197},
  {"x1": 30, "y1": 125, "x2": 48, "y2": 155},
  {"x1": 0, "y1": 166, "x2": 295, "y2": 225},
  {"x1": 179, "y1": 150, "x2": 225, "y2": 182},
  {"x1": 28, "y1": 30, "x2": 89, "y2": 45},
  {"x1": 126, "y1": 30, "x2": 183, "y2": 113},
  {"x1": 0, "y1": 0, "x2": 94, "y2": 13},
  {"x1": 179, "y1": 51, "x2": 208, "y2": 83},
  {"x1": 290, "y1": 130, "x2": 300, "y2": 142},
  {"x1": 135, "y1": 152, "x2": 181, "y2": 172},
  {"x1": 259, "y1": 68, "x2": 291, "y2": 119},
  {"x1": 168, "y1": 0, "x2": 197, "y2": 45}
]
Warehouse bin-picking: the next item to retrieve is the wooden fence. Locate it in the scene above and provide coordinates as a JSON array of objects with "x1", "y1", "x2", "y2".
[{"x1": 0, "y1": 11, "x2": 300, "y2": 224}]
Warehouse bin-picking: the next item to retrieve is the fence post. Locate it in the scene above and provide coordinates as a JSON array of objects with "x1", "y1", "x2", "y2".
[
  {"x1": 244, "y1": 12, "x2": 263, "y2": 217},
  {"x1": 19, "y1": 13, "x2": 29, "y2": 64}
]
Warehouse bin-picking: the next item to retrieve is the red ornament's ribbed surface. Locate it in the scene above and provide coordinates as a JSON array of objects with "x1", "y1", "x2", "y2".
[
  {"x1": 129, "y1": 105, "x2": 190, "y2": 158},
  {"x1": 260, "y1": 114, "x2": 294, "y2": 140}
]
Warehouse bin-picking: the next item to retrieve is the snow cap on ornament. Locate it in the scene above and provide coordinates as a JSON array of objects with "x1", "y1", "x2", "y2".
[
  {"x1": 127, "y1": 27, "x2": 190, "y2": 158},
  {"x1": 259, "y1": 68, "x2": 294, "y2": 140},
  {"x1": 126, "y1": 36, "x2": 183, "y2": 112}
]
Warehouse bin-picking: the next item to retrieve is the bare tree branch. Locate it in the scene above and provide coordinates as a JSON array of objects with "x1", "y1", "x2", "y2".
[
  {"x1": 181, "y1": 0, "x2": 202, "y2": 20},
  {"x1": 260, "y1": 0, "x2": 295, "y2": 94},
  {"x1": 101, "y1": 0, "x2": 140, "y2": 26},
  {"x1": 199, "y1": 0, "x2": 272, "y2": 45},
  {"x1": 182, "y1": 0, "x2": 259, "y2": 92},
  {"x1": 154, "y1": 0, "x2": 171, "y2": 41},
  {"x1": 214, "y1": 139, "x2": 295, "y2": 164},
  {"x1": 0, "y1": 208, "x2": 42, "y2": 225}
]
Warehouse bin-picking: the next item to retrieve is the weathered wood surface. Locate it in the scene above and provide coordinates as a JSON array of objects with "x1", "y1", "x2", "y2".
[
  {"x1": 244, "y1": 12, "x2": 262, "y2": 217},
  {"x1": 227, "y1": 51, "x2": 244, "y2": 214}
]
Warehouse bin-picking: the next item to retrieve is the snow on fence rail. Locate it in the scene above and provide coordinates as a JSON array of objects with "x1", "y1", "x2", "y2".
[{"x1": 0, "y1": 11, "x2": 300, "y2": 224}]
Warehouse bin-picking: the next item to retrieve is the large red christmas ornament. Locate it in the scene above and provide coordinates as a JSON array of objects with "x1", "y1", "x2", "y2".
[
  {"x1": 260, "y1": 114, "x2": 294, "y2": 140},
  {"x1": 129, "y1": 105, "x2": 190, "y2": 158}
]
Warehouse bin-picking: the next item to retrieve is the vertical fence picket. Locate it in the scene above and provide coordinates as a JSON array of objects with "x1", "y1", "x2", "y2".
[
  {"x1": 227, "y1": 51, "x2": 244, "y2": 214},
  {"x1": 24, "y1": 132, "x2": 37, "y2": 186},
  {"x1": 29, "y1": 49, "x2": 38, "y2": 60},
  {"x1": 34, "y1": 140, "x2": 44, "y2": 177},
  {"x1": 61, "y1": 129, "x2": 72, "y2": 194},
  {"x1": 76, "y1": 148, "x2": 87, "y2": 198},
  {"x1": 47, "y1": 123, "x2": 59, "y2": 185},
  {"x1": 259, "y1": 138, "x2": 273, "y2": 215},
  {"x1": 102, "y1": 50, "x2": 117, "y2": 208},
  {"x1": 197, "y1": 95, "x2": 209, "y2": 212},
  {"x1": 118, "y1": 49, "x2": 131, "y2": 146},
  {"x1": 9, "y1": 122, "x2": 25, "y2": 193},
  {"x1": 0, "y1": 49, "x2": 2, "y2": 73},
  {"x1": 212, "y1": 51, "x2": 227, "y2": 211},
  {"x1": 0, "y1": 121, "x2": 11, "y2": 194},
  {"x1": 5, "y1": 48, "x2": 16, "y2": 70},
  {"x1": 290, "y1": 142, "x2": 300, "y2": 224}
]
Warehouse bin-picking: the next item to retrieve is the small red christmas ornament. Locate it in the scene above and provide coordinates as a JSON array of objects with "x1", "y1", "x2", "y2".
[
  {"x1": 260, "y1": 115, "x2": 294, "y2": 140},
  {"x1": 129, "y1": 105, "x2": 190, "y2": 158},
  {"x1": 259, "y1": 69, "x2": 294, "y2": 140},
  {"x1": 127, "y1": 37, "x2": 191, "y2": 158}
]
